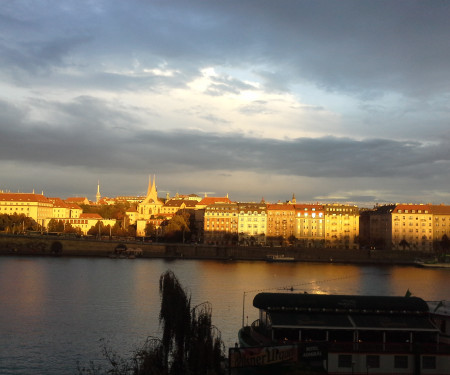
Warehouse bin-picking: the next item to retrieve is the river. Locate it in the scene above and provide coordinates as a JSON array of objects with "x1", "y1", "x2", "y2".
[{"x1": 0, "y1": 256, "x2": 448, "y2": 374}]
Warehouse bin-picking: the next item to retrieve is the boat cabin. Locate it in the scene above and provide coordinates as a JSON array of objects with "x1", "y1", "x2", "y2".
[
  {"x1": 253, "y1": 293, "x2": 439, "y2": 348},
  {"x1": 235, "y1": 293, "x2": 450, "y2": 374}
]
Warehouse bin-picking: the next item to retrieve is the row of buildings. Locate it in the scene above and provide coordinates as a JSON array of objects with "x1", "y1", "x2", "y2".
[
  {"x1": 1, "y1": 177, "x2": 450, "y2": 252},
  {"x1": 361, "y1": 203, "x2": 450, "y2": 252}
]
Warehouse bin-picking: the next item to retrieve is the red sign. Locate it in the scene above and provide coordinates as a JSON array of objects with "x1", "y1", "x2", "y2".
[{"x1": 229, "y1": 345, "x2": 298, "y2": 368}]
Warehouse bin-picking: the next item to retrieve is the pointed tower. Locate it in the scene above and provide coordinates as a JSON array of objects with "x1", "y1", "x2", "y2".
[
  {"x1": 292, "y1": 193, "x2": 296, "y2": 204},
  {"x1": 146, "y1": 175, "x2": 152, "y2": 197},
  {"x1": 96, "y1": 180, "x2": 101, "y2": 203},
  {"x1": 143, "y1": 175, "x2": 158, "y2": 203}
]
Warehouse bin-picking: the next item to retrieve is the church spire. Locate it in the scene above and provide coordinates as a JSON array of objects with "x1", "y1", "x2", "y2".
[
  {"x1": 143, "y1": 174, "x2": 159, "y2": 203},
  {"x1": 96, "y1": 180, "x2": 101, "y2": 203},
  {"x1": 146, "y1": 175, "x2": 152, "y2": 196},
  {"x1": 292, "y1": 193, "x2": 296, "y2": 204}
]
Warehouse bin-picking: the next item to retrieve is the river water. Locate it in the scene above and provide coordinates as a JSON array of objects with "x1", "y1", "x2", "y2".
[{"x1": 0, "y1": 257, "x2": 448, "y2": 374}]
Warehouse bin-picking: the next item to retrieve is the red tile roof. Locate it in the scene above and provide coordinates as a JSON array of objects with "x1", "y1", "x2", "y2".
[
  {"x1": 198, "y1": 197, "x2": 232, "y2": 206},
  {"x1": 266, "y1": 203, "x2": 295, "y2": 210},
  {"x1": 80, "y1": 213, "x2": 103, "y2": 219},
  {"x1": 430, "y1": 204, "x2": 450, "y2": 215},
  {"x1": 65, "y1": 197, "x2": 89, "y2": 204},
  {"x1": 0, "y1": 193, "x2": 51, "y2": 203},
  {"x1": 294, "y1": 204, "x2": 324, "y2": 210},
  {"x1": 392, "y1": 204, "x2": 432, "y2": 213}
]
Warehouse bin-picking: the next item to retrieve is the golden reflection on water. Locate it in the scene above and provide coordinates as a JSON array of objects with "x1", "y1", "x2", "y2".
[
  {"x1": 0, "y1": 259, "x2": 48, "y2": 320},
  {"x1": 1, "y1": 258, "x2": 449, "y2": 375}
]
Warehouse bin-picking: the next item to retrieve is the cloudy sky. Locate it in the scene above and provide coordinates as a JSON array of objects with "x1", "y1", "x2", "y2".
[{"x1": 1, "y1": 1, "x2": 450, "y2": 206}]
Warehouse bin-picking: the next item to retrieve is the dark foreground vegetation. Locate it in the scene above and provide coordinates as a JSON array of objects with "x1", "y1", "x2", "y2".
[{"x1": 77, "y1": 270, "x2": 225, "y2": 375}]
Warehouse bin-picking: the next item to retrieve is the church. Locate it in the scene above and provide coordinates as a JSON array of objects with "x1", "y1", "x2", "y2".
[{"x1": 135, "y1": 175, "x2": 164, "y2": 236}]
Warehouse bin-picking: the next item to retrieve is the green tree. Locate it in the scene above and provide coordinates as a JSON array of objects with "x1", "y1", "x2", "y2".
[
  {"x1": 47, "y1": 219, "x2": 64, "y2": 232},
  {"x1": 77, "y1": 271, "x2": 225, "y2": 375},
  {"x1": 399, "y1": 239, "x2": 410, "y2": 250},
  {"x1": 87, "y1": 221, "x2": 105, "y2": 237},
  {"x1": 441, "y1": 234, "x2": 450, "y2": 254},
  {"x1": 145, "y1": 222, "x2": 156, "y2": 238},
  {"x1": 158, "y1": 270, "x2": 224, "y2": 375},
  {"x1": 0, "y1": 213, "x2": 37, "y2": 233},
  {"x1": 163, "y1": 214, "x2": 191, "y2": 242}
]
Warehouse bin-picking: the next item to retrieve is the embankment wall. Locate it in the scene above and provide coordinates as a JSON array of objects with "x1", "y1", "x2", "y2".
[{"x1": 0, "y1": 234, "x2": 431, "y2": 265}]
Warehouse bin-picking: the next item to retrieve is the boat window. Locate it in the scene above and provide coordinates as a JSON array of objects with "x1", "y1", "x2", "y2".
[
  {"x1": 338, "y1": 354, "x2": 352, "y2": 368},
  {"x1": 394, "y1": 356, "x2": 408, "y2": 369},
  {"x1": 422, "y1": 356, "x2": 436, "y2": 370},
  {"x1": 366, "y1": 355, "x2": 380, "y2": 369}
]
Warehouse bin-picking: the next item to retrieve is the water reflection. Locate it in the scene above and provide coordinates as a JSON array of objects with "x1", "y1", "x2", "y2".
[{"x1": 0, "y1": 257, "x2": 448, "y2": 375}]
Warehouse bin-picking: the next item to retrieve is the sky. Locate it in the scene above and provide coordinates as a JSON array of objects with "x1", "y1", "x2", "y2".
[{"x1": 1, "y1": 0, "x2": 450, "y2": 207}]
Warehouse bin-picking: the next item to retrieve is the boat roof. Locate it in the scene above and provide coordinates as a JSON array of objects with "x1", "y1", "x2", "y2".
[
  {"x1": 269, "y1": 312, "x2": 437, "y2": 332},
  {"x1": 253, "y1": 293, "x2": 430, "y2": 313},
  {"x1": 254, "y1": 293, "x2": 437, "y2": 333}
]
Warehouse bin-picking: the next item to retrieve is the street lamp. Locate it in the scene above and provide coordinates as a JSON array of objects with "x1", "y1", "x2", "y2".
[{"x1": 242, "y1": 291, "x2": 247, "y2": 327}]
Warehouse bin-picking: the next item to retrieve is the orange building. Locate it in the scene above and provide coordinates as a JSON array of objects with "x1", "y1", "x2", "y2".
[
  {"x1": 293, "y1": 204, "x2": 325, "y2": 247},
  {"x1": 237, "y1": 202, "x2": 267, "y2": 245},
  {"x1": 391, "y1": 204, "x2": 433, "y2": 251},
  {"x1": 266, "y1": 203, "x2": 295, "y2": 245},
  {"x1": 203, "y1": 202, "x2": 238, "y2": 245},
  {"x1": 324, "y1": 204, "x2": 359, "y2": 249},
  {"x1": 0, "y1": 192, "x2": 53, "y2": 228}
]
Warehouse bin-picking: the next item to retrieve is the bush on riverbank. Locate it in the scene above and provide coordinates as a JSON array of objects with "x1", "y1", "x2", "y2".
[{"x1": 77, "y1": 270, "x2": 225, "y2": 375}]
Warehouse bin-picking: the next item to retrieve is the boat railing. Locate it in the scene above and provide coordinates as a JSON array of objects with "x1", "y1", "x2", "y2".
[
  {"x1": 328, "y1": 341, "x2": 450, "y2": 354},
  {"x1": 249, "y1": 320, "x2": 273, "y2": 346}
]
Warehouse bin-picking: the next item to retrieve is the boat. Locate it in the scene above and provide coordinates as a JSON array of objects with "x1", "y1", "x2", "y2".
[
  {"x1": 428, "y1": 300, "x2": 450, "y2": 344},
  {"x1": 415, "y1": 261, "x2": 450, "y2": 269},
  {"x1": 230, "y1": 292, "x2": 450, "y2": 374},
  {"x1": 266, "y1": 254, "x2": 295, "y2": 262}
]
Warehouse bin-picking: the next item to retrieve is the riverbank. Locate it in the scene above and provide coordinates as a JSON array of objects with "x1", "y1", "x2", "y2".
[{"x1": 0, "y1": 234, "x2": 434, "y2": 265}]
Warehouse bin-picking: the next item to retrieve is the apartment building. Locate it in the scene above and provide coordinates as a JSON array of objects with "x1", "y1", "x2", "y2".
[
  {"x1": 293, "y1": 204, "x2": 325, "y2": 247},
  {"x1": 266, "y1": 203, "x2": 295, "y2": 245},
  {"x1": 360, "y1": 203, "x2": 450, "y2": 252},
  {"x1": 0, "y1": 192, "x2": 53, "y2": 227},
  {"x1": 237, "y1": 202, "x2": 267, "y2": 245},
  {"x1": 203, "y1": 202, "x2": 238, "y2": 245},
  {"x1": 391, "y1": 204, "x2": 433, "y2": 252},
  {"x1": 324, "y1": 204, "x2": 359, "y2": 249}
]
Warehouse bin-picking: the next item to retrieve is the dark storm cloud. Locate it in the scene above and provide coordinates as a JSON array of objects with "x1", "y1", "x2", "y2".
[
  {"x1": 1, "y1": 1, "x2": 450, "y2": 99},
  {"x1": 1, "y1": 97, "x2": 448, "y2": 180},
  {"x1": 1, "y1": 1, "x2": 450, "y2": 203}
]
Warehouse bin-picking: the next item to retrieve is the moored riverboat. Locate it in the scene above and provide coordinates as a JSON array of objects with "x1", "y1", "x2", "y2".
[
  {"x1": 428, "y1": 300, "x2": 450, "y2": 345},
  {"x1": 231, "y1": 293, "x2": 450, "y2": 374},
  {"x1": 266, "y1": 254, "x2": 295, "y2": 262}
]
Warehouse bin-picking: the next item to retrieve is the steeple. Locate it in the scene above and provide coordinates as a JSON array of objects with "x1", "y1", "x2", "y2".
[
  {"x1": 96, "y1": 180, "x2": 101, "y2": 203},
  {"x1": 292, "y1": 193, "x2": 296, "y2": 204},
  {"x1": 143, "y1": 174, "x2": 159, "y2": 203},
  {"x1": 146, "y1": 175, "x2": 152, "y2": 196}
]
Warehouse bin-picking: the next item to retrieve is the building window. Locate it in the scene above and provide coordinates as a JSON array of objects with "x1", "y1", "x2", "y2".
[
  {"x1": 422, "y1": 356, "x2": 436, "y2": 370},
  {"x1": 366, "y1": 355, "x2": 380, "y2": 369},
  {"x1": 394, "y1": 356, "x2": 408, "y2": 369},
  {"x1": 338, "y1": 355, "x2": 352, "y2": 368}
]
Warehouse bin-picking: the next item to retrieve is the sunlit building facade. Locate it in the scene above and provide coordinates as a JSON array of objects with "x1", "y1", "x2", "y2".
[
  {"x1": 135, "y1": 176, "x2": 164, "y2": 236},
  {"x1": 391, "y1": 204, "x2": 433, "y2": 251},
  {"x1": 203, "y1": 202, "x2": 238, "y2": 245},
  {"x1": 359, "y1": 203, "x2": 450, "y2": 252},
  {"x1": 266, "y1": 204, "x2": 295, "y2": 245},
  {"x1": 237, "y1": 202, "x2": 267, "y2": 245},
  {"x1": 431, "y1": 205, "x2": 450, "y2": 243},
  {"x1": 324, "y1": 204, "x2": 359, "y2": 249},
  {"x1": 0, "y1": 192, "x2": 53, "y2": 228},
  {"x1": 293, "y1": 204, "x2": 325, "y2": 247}
]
